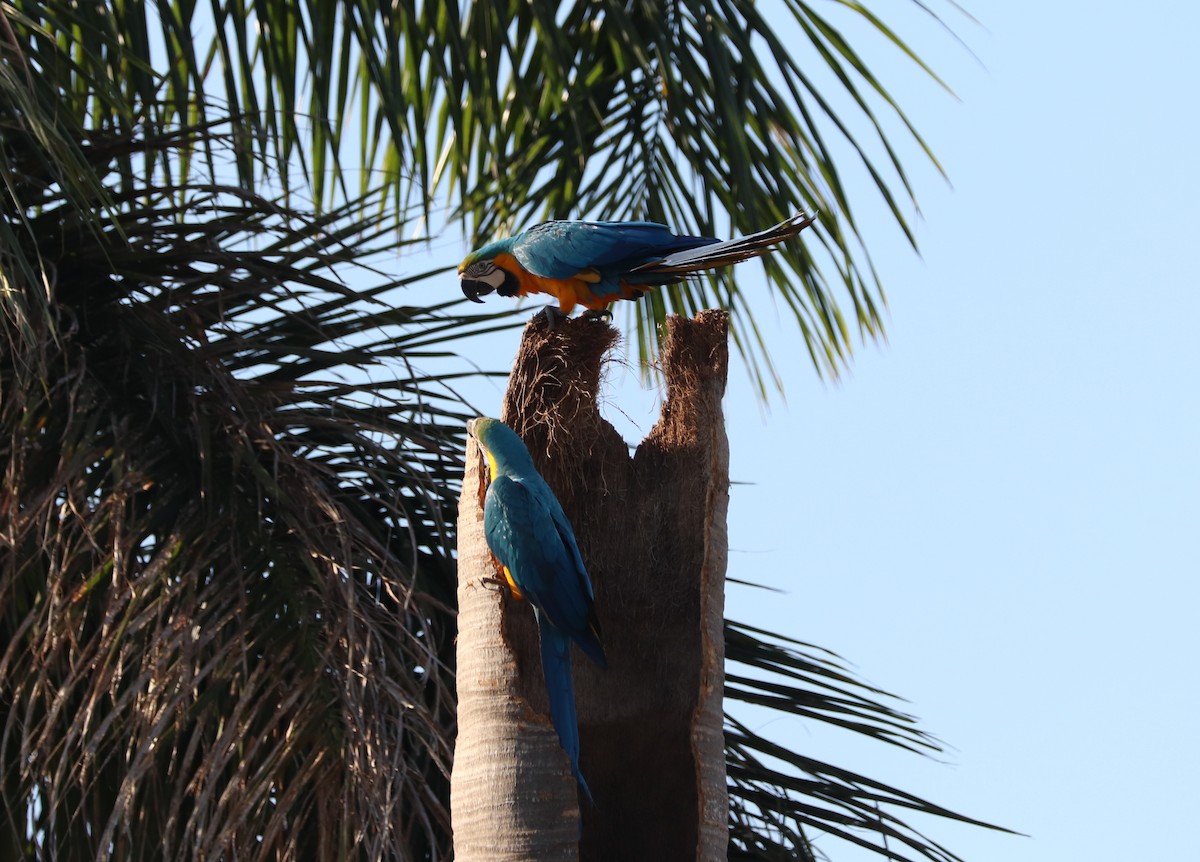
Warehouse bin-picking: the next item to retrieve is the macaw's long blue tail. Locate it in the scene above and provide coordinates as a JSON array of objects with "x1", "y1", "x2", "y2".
[
  {"x1": 627, "y1": 211, "x2": 816, "y2": 281},
  {"x1": 536, "y1": 610, "x2": 593, "y2": 803}
]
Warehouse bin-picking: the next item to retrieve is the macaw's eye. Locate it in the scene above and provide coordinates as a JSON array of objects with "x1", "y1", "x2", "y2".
[{"x1": 465, "y1": 261, "x2": 494, "y2": 278}]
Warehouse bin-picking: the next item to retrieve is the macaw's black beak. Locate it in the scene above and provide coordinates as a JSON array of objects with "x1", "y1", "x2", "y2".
[{"x1": 461, "y1": 278, "x2": 491, "y2": 303}]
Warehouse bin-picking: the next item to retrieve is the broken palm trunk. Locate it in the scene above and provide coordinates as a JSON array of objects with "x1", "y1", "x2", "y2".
[{"x1": 452, "y1": 311, "x2": 730, "y2": 862}]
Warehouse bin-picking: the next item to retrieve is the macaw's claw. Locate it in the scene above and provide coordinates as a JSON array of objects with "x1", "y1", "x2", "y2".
[
  {"x1": 479, "y1": 575, "x2": 507, "y2": 593},
  {"x1": 582, "y1": 308, "x2": 613, "y2": 324},
  {"x1": 535, "y1": 304, "x2": 570, "y2": 329}
]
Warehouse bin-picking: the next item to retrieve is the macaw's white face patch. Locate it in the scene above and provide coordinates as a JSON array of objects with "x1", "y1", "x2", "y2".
[
  {"x1": 462, "y1": 261, "x2": 520, "y2": 302},
  {"x1": 462, "y1": 260, "x2": 498, "y2": 280},
  {"x1": 470, "y1": 265, "x2": 506, "y2": 291}
]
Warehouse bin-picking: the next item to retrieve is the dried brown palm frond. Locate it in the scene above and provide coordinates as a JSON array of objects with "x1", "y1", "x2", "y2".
[{"x1": 0, "y1": 106, "x2": 518, "y2": 858}]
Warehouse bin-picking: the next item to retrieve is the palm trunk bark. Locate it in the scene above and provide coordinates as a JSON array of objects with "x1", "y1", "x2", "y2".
[{"x1": 452, "y1": 311, "x2": 730, "y2": 861}]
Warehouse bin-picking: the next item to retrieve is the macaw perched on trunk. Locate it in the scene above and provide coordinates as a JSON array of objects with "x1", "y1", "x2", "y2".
[
  {"x1": 459, "y1": 211, "x2": 815, "y2": 315},
  {"x1": 467, "y1": 417, "x2": 606, "y2": 800}
]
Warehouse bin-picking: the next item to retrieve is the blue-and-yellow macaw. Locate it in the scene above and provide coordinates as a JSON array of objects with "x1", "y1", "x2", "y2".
[
  {"x1": 467, "y1": 417, "x2": 606, "y2": 800},
  {"x1": 459, "y1": 211, "x2": 815, "y2": 314}
]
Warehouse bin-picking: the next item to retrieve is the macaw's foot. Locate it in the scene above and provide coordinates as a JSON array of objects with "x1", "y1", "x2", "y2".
[
  {"x1": 479, "y1": 575, "x2": 509, "y2": 593},
  {"x1": 535, "y1": 305, "x2": 570, "y2": 328},
  {"x1": 481, "y1": 574, "x2": 527, "y2": 603},
  {"x1": 581, "y1": 307, "x2": 613, "y2": 324}
]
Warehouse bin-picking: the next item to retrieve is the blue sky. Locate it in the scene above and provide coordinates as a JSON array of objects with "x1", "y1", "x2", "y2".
[
  {"x1": 421, "y1": 2, "x2": 1198, "y2": 859},
  {"x1": 703, "y1": 3, "x2": 1199, "y2": 859}
]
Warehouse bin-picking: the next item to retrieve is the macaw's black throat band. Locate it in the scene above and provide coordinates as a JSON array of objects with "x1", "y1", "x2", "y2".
[{"x1": 497, "y1": 269, "x2": 520, "y2": 297}]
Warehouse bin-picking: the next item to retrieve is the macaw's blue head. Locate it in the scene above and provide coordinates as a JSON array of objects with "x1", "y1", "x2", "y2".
[
  {"x1": 459, "y1": 238, "x2": 521, "y2": 303},
  {"x1": 467, "y1": 417, "x2": 536, "y2": 479}
]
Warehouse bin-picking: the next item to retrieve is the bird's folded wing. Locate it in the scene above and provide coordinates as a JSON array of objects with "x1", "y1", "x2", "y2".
[
  {"x1": 511, "y1": 220, "x2": 712, "y2": 278},
  {"x1": 484, "y1": 476, "x2": 594, "y2": 631}
]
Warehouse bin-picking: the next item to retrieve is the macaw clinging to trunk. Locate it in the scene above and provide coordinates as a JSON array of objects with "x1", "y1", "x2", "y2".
[
  {"x1": 467, "y1": 417, "x2": 606, "y2": 800},
  {"x1": 459, "y1": 211, "x2": 815, "y2": 315}
]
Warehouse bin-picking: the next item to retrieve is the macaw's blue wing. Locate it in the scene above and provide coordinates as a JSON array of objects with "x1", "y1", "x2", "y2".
[
  {"x1": 509, "y1": 221, "x2": 718, "y2": 281},
  {"x1": 536, "y1": 611, "x2": 592, "y2": 802},
  {"x1": 483, "y1": 475, "x2": 606, "y2": 668}
]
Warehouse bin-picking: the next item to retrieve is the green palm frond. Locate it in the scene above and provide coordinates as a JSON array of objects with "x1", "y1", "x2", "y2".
[
  {"x1": 725, "y1": 621, "x2": 1014, "y2": 861},
  {"x1": 431, "y1": 0, "x2": 958, "y2": 386},
  {"x1": 3, "y1": 0, "x2": 962, "y2": 385}
]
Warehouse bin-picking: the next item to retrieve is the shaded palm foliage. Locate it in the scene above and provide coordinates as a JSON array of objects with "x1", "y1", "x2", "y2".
[
  {"x1": 0, "y1": 126, "x2": 478, "y2": 857},
  {"x1": 0, "y1": 1, "x2": 998, "y2": 860}
]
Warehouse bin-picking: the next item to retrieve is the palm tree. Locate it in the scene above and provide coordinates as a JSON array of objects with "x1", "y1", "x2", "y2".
[
  {"x1": 453, "y1": 312, "x2": 739, "y2": 862},
  {"x1": 0, "y1": 1, "x2": 1000, "y2": 860}
]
